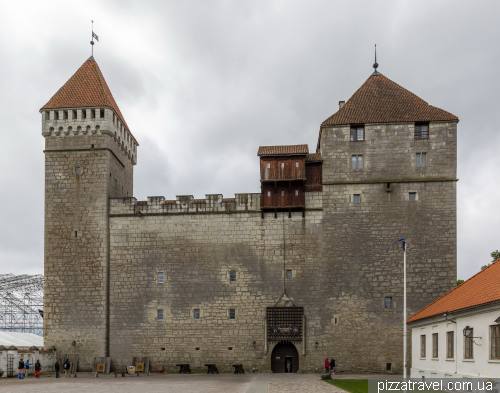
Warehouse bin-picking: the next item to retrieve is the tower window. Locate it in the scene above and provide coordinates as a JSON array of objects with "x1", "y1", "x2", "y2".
[
  {"x1": 295, "y1": 161, "x2": 299, "y2": 168},
  {"x1": 72, "y1": 110, "x2": 77, "y2": 120},
  {"x1": 193, "y1": 309, "x2": 200, "y2": 320},
  {"x1": 76, "y1": 167, "x2": 81, "y2": 175},
  {"x1": 385, "y1": 297, "x2": 392, "y2": 308},
  {"x1": 91, "y1": 109, "x2": 96, "y2": 118},
  {"x1": 157, "y1": 273, "x2": 164, "y2": 283},
  {"x1": 157, "y1": 309, "x2": 164, "y2": 320},
  {"x1": 63, "y1": 110, "x2": 68, "y2": 120},
  {"x1": 416, "y1": 153, "x2": 427, "y2": 167},
  {"x1": 45, "y1": 111, "x2": 50, "y2": 121},
  {"x1": 386, "y1": 363, "x2": 392, "y2": 371},
  {"x1": 415, "y1": 123, "x2": 429, "y2": 139},
  {"x1": 286, "y1": 270, "x2": 292, "y2": 279},
  {"x1": 353, "y1": 194, "x2": 361, "y2": 203},
  {"x1": 351, "y1": 155, "x2": 363, "y2": 169},
  {"x1": 229, "y1": 309, "x2": 236, "y2": 320},
  {"x1": 409, "y1": 192, "x2": 417, "y2": 202},
  {"x1": 229, "y1": 270, "x2": 236, "y2": 282},
  {"x1": 350, "y1": 125, "x2": 364, "y2": 141},
  {"x1": 99, "y1": 109, "x2": 104, "y2": 118},
  {"x1": 334, "y1": 317, "x2": 338, "y2": 325},
  {"x1": 75, "y1": 231, "x2": 77, "y2": 238},
  {"x1": 55, "y1": 111, "x2": 59, "y2": 120},
  {"x1": 281, "y1": 162, "x2": 284, "y2": 168},
  {"x1": 82, "y1": 110, "x2": 87, "y2": 119},
  {"x1": 295, "y1": 190, "x2": 298, "y2": 196}
]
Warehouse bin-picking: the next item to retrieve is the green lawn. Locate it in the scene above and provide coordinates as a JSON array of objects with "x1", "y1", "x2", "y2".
[{"x1": 324, "y1": 379, "x2": 368, "y2": 393}]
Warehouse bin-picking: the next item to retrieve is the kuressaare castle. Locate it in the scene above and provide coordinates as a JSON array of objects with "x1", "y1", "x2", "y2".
[{"x1": 41, "y1": 55, "x2": 458, "y2": 374}]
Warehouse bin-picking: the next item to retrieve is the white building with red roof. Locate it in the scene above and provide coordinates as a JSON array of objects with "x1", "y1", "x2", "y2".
[{"x1": 407, "y1": 259, "x2": 500, "y2": 378}]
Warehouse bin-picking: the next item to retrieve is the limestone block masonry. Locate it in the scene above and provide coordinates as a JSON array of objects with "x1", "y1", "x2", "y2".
[{"x1": 41, "y1": 59, "x2": 458, "y2": 374}]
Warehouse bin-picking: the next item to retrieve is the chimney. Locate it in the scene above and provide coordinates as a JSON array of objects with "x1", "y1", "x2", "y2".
[{"x1": 339, "y1": 100, "x2": 345, "y2": 109}]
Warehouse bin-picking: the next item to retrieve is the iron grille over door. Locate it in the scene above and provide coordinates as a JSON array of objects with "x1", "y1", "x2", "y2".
[{"x1": 267, "y1": 307, "x2": 303, "y2": 342}]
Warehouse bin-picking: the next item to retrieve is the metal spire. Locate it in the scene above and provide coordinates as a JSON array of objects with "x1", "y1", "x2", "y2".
[
  {"x1": 90, "y1": 20, "x2": 99, "y2": 57},
  {"x1": 372, "y1": 44, "x2": 381, "y2": 76}
]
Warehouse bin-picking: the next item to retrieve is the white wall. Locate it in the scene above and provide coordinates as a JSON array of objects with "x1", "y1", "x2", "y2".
[{"x1": 409, "y1": 303, "x2": 500, "y2": 378}]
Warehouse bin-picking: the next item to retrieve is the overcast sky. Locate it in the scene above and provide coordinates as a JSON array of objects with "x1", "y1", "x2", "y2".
[{"x1": 0, "y1": 0, "x2": 499, "y2": 281}]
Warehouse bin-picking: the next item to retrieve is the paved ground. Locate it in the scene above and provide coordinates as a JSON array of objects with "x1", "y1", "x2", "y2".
[{"x1": 0, "y1": 373, "x2": 349, "y2": 393}]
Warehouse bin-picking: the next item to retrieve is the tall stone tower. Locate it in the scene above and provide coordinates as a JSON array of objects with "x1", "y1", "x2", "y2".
[{"x1": 41, "y1": 57, "x2": 138, "y2": 368}]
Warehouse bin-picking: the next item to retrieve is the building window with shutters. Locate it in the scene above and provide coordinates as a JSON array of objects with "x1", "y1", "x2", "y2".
[
  {"x1": 447, "y1": 331, "x2": 454, "y2": 358},
  {"x1": 465, "y1": 328, "x2": 473, "y2": 359},
  {"x1": 491, "y1": 325, "x2": 500, "y2": 360},
  {"x1": 420, "y1": 335, "x2": 426, "y2": 358},
  {"x1": 350, "y1": 125, "x2": 364, "y2": 141},
  {"x1": 432, "y1": 333, "x2": 438, "y2": 358}
]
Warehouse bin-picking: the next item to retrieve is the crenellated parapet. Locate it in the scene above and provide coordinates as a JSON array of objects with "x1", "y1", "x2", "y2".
[
  {"x1": 41, "y1": 107, "x2": 138, "y2": 165},
  {"x1": 110, "y1": 193, "x2": 261, "y2": 216}
]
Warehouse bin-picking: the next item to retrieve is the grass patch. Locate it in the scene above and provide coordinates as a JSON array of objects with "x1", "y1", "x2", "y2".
[{"x1": 324, "y1": 379, "x2": 368, "y2": 393}]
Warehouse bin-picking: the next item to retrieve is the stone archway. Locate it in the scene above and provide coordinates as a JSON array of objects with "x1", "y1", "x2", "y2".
[{"x1": 270, "y1": 341, "x2": 299, "y2": 373}]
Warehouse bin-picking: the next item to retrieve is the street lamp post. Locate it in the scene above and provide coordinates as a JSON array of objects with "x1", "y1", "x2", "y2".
[{"x1": 387, "y1": 238, "x2": 407, "y2": 381}]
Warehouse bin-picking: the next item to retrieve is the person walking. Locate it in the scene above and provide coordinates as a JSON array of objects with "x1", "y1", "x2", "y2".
[
  {"x1": 24, "y1": 359, "x2": 31, "y2": 378},
  {"x1": 330, "y1": 358, "x2": 335, "y2": 374},
  {"x1": 35, "y1": 359, "x2": 41, "y2": 379},
  {"x1": 324, "y1": 358, "x2": 330, "y2": 373},
  {"x1": 63, "y1": 358, "x2": 70, "y2": 377},
  {"x1": 55, "y1": 360, "x2": 60, "y2": 378},
  {"x1": 18, "y1": 358, "x2": 25, "y2": 379}
]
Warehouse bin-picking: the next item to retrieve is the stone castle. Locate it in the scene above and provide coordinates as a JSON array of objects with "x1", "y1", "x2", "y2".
[{"x1": 41, "y1": 56, "x2": 458, "y2": 374}]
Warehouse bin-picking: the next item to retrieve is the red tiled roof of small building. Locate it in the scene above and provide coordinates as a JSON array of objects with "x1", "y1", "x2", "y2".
[
  {"x1": 322, "y1": 74, "x2": 458, "y2": 127},
  {"x1": 407, "y1": 259, "x2": 500, "y2": 323},
  {"x1": 164, "y1": 200, "x2": 176, "y2": 205},
  {"x1": 193, "y1": 199, "x2": 206, "y2": 204},
  {"x1": 222, "y1": 198, "x2": 236, "y2": 203},
  {"x1": 306, "y1": 153, "x2": 323, "y2": 162},
  {"x1": 257, "y1": 145, "x2": 309, "y2": 156},
  {"x1": 40, "y1": 56, "x2": 137, "y2": 144}
]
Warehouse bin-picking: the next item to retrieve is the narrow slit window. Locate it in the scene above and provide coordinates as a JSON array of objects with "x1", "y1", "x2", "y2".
[
  {"x1": 281, "y1": 162, "x2": 285, "y2": 168},
  {"x1": 157, "y1": 309, "x2": 164, "y2": 320},
  {"x1": 295, "y1": 161, "x2": 299, "y2": 168},
  {"x1": 384, "y1": 297, "x2": 392, "y2": 308},
  {"x1": 193, "y1": 309, "x2": 200, "y2": 320},
  {"x1": 229, "y1": 309, "x2": 236, "y2": 320},
  {"x1": 157, "y1": 273, "x2": 164, "y2": 283},
  {"x1": 386, "y1": 363, "x2": 392, "y2": 371},
  {"x1": 76, "y1": 167, "x2": 81, "y2": 175},
  {"x1": 91, "y1": 109, "x2": 96, "y2": 118},
  {"x1": 334, "y1": 317, "x2": 338, "y2": 325},
  {"x1": 295, "y1": 190, "x2": 298, "y2": 196},
  {"x1": 267, "y1": 191, "x2": 271, "y2": 197},
  {"x1": 229, "y1": 270, "x2": 236, "y2": 282},
  {"x1": 82, "y1": 110, "x2": 87, "y2": 119},
  {"x1": 72, "y1": 110, "x2": 77, "y2": 120},
  {"x1": 286, "y1": 270, "x2": 292, "y2": 279},
  {"x1": 281, "y1": 191, "x2": 284, "y2": 197},
  {"x1": 63, "y1": 110, "x2": 68, "y2": 120},
  {"x1": 55, "y1": 111, "x2": 59, "y2": 120},
  {"x1": 45, "y1": 111, "x2": 50, "y2": 121},
  {"x1": 75, "y1": 231, "x2": 77, "y2": 238}
]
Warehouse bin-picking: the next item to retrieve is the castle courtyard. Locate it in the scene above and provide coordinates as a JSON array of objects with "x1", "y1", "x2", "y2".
[{"x1": 0, "y1": 373, "x2": 349, "y2": 393}]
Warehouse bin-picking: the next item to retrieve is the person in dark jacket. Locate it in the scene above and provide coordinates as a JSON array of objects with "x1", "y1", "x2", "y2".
[
  {"x1": 324, "y1": 358, "x2": 329, "y2": 373},
  {"x1": 63, "y1": 359, "x2": 71, "y2": 377},
  {"x1": 35, "y1": 360, "x2": 41, "y2": 378},
  {"x1": 55, "y1": 360, "x2": 60, "y2": 378},
  {"x1": 18, "y1": 358, "x2": 25, "y2": 379},
  {"x1": 330, "y1": 358, "x2": 335, "y2": 373}
]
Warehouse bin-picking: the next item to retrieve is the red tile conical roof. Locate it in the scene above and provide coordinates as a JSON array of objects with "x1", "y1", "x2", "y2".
[
  {"x1": 322, "y1": 74, "x2": 458, "y2": 126},
  {"x1": 41, "y1": 56, "x2": 136, "y2": 142},
  {"x1": 407, "y1": 259, "x2": 500, "y2": 323}
]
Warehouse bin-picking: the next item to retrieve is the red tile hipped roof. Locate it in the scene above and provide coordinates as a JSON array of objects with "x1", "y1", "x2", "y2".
[
  {"x1": 40, "y1": 56, "x2": 137, "y2": 144},
  {"x1": 322, "y1": 74, "x2": 458, "y2": 127},
  {"x1": 407, "y1": 259, "x2": 500, "y2": 323},
  {"x1": 258, "y1": 145, "x2": 309, "y2": 156}
]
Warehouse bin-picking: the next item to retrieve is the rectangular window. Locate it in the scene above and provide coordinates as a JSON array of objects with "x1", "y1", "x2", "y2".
[
  {"x1": 229, "y1": 270, "x2": 236, "y2": 282},
  {"x1": 281, "y1": 162, "x2": 285, "y2": 168},
  {"x1": 76, "y1": 167, "x2": 81, "y2": 175},
  {"x1": 63, "y1": 110, "x2": 68, "y2": 120},
  {"x1": 351, "y1": 155, "x2": 363, "y2": 169},
  {"x1": 353, "y1": 194, "x2": 361, "y2": 204},
  {"x1": 334, "y1": 317, "x2": 338, "y2": 325},
  {"x1": 409, "y1": 192, "x2": 416, "y2": 201},
  {"x1": 295, "y1": 190, "x2": 298, "y2": 196},
  {"x1": 99, "y1": 108, "x2": 104, "y2": 118},
  {"x1": 421, "y1": 335, "x2": 426, "y2": 358},
  {"x1": 285, "y1": 301, "x2": 290, "y2": 307},
  {"x1": 295, "y1": 161, "x2": 299, "y2": 168},
  {"x1": 45, "y1": 111, "x2": 50, "y2": 121},
  {"x1": 491, "y1": 325, "x2": 500, "y2": 360},
  {"x1": 157, "y1": 309, "x2": 163, "y2": 320},
  {"x1": 157, "y1": 272, "x2": 164, "y2": 283},
  {"x1": 267, "y1": 191, "x2": 271, "y2": 197},
  {"x1": 193, "y1": 309, "x2": 200, "y2": 320},
  {"x1": 350, "y1": 125, "x2": 364, "y2": 141},
  {"x1": 465, "y1": 328, "x2": 473, "y2": 359},
  {"x1": 229, "y1": 309, "x2": 236, "y2": 320},
  {"x1": 267, "y1": 163, "x2": 270, "y2": 169},
  {"x1": 82, "y1": 110, "x2": 87, "y2": 119},
  {"x1": 55, "y1": 111, "x2": 59, "y2": 120},
  {"x1": 447, "y1": 331, "x2": 454, "y2": 358},
  {"x1": 432, "y1": 333, "x2": 438, "y2": 358},
  {"x1": 91, "y1": 109, "x2": 96, "y2": 118},
  {"x1": 384, "y1": 297, "x2": 392, "y2": 309},
  {"x1": 281, "y1": 191, "x2": 284, "y2": 196},
  {"x1": 286, "y1": 270, "x2": 292, "y2": 279},
  {"x1": 72, "y1": 110, "x2": 77, "y2": 120},
  {"x1": 415, "y1": 123, "x2": 429, "y2": 139},
  {"x1": 416, "y1": 153, "x2": 427, "y2": 167}
]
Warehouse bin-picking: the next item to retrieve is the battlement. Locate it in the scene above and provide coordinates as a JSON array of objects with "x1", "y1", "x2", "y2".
[
  {"x1": 41, "y1": 107, "x2": 137, "y2": 164},
  {"x1": 109, "y1": 193, "x2": 261, "y2": 216}
]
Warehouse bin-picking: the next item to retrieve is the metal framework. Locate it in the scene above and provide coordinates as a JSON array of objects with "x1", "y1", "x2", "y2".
[{"x1": 0, "y1": 274, "x2": 43, "y2": 336}]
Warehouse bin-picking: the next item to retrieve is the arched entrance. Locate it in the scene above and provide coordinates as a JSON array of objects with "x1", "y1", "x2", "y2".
[{"x1": 271, "y1": 341, "x2": 299, "y2": 373}]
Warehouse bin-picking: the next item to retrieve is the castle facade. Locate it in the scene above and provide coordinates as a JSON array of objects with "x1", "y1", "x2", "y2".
[{"x1": 41, "y1": 56, "x2": 458, "y2": 374}]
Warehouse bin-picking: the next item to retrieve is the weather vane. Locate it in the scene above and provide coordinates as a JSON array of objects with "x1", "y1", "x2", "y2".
[
  {"x1": 372, "y1": 44, "x2": 380, "y2": 76},
  {"x1": 90, "y1": 20, "x2": 99, "y2": 57}
]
